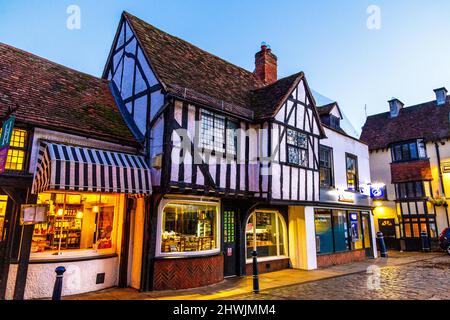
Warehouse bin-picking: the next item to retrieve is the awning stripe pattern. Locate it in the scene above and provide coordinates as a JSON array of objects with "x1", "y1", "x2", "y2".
[{"x1": 32, "y1": 142, "x2": 152, "y2": 195}]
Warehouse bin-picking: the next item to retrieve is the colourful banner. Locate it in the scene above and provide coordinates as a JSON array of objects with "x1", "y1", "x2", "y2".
[{"x1": 0, "y1": 116, "x2": 15, "y2": 174}]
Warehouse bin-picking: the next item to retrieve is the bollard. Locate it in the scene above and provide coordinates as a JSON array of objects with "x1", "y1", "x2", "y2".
[
  {"x1": 377, "y1": 232, "x2": 388, "y2": 258},
  {"x1": 252, "y1": 250, "x2": 260, "y2": 294},
  {"x1": 52, "y1": 266, "x2": 66, "y2": 301},
  {"x1": 420, "y1": 231, "x2": 431, "y2": 252}
]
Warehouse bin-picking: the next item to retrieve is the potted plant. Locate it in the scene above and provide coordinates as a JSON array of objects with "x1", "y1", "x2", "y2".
[{"x1": 428, "y1": 195, "x2": 448, "y2": 207}]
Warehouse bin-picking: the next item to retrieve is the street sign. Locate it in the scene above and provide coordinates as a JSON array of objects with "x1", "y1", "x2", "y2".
[{"x1": 0, "y1": 116, "x2": 15, "y2": 174}]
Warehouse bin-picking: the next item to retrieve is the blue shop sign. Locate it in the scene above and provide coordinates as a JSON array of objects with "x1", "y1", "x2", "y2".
[{"x1": 370, "y1": 185, "x2": 386, "y2": 199}]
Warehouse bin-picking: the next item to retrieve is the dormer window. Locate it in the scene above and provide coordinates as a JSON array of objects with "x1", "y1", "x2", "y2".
[
  {"x1": 434, "y1": 87, "x2": 448, "y2": 106},
  {"x1": 391, "y1": 139, "x2": 427, "y2": 162},
  {"x1": 329, "y1": 115, "x2": 341, "y2": 130}
]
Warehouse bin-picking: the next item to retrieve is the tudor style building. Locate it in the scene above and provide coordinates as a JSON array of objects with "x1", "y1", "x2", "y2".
[
  {"x1": 0, "y1": 11, "x2": 378, "y2": 299},
  {"x1": 361, "y1": 89, "x2": 450, "y2": 251},
  {"x1": 102, "y1": 12, "x2": 377, "y2": 291}
]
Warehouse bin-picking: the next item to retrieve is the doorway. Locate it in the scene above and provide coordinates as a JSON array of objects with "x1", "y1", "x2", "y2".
[
  {"x1": 378, "y1": 218, "x2": 399, "y2": 250},
  {"x1": 223, "y1": 208, "x2": 239, "y2": 277}
]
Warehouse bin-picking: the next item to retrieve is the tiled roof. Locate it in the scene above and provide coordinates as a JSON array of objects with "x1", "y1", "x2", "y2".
[
  {"x1": 0, "y1": 43, "x2": 137, "y2": 146},
  {"x1": 124, "y1": 12, "x2": 263, "y2": 119},
  {"x1": 361, "y1": 98, "x2": 450, "y2": 150},
  {"x1": 250, "y1": 72, "x2": 303, "y2": 119},
  {"x1": 391, "y1": 160, "x2": 433, "y2": 183},
  {"x1": 124, "y1": 12, "x2": 315, "y2": 122}
]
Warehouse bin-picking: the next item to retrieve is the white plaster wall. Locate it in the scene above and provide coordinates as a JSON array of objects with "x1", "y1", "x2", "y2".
[
  {"x1": 321, "y1": 127, "x2": 371, "y2": 192},
  {"x1": 6, "y1": 257, "x2": 119, "y2": 300},
  {"x1": 369, "y1": 149, "x2": 395, "y2": 200},
  {"x1": 288, "y1": 206, "x2": 317, "y2": 270}
]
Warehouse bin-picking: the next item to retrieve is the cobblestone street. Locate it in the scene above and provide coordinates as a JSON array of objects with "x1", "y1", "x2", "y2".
[{"x1": 227, "y1": 255, "x2": 450, "y2": 300}]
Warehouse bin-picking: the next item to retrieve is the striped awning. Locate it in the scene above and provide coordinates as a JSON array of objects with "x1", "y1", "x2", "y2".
[{"x1": 32, "y1": 142, "x2": 152, "y2": 195}]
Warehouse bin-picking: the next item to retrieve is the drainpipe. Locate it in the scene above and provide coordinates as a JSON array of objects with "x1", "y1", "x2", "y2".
[{"x1": 435, "y1": 142, "x2": 450, "y2": 228}]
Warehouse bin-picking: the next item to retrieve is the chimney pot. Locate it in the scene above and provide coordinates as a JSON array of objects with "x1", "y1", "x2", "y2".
[
  {"x1": 254, "y1": 42, "x2": 278, "y2": 85},
  {"x1": 434, "y1": 87, "x2": 448, "y2": 106},
  {"x1": 388, "y1": 98, "x2": 404, "y2": 118}
]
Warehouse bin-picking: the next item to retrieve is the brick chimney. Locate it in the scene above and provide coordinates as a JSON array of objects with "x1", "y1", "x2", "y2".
[{"x1": 254, "y1": 42, "x2": 278, "y2": 85}]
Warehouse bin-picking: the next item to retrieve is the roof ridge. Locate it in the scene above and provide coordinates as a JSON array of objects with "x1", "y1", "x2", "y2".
[
  {"x1": 123, "y1": 11, "x2": 263, "y2": 86},
  {"x1": 0, "y1": 42, "x2": 109, "y2": 84}
]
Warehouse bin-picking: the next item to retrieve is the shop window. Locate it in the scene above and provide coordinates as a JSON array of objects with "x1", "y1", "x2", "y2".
[
  {"x1": 160, "y1": 202, "x2": 219, "y2": 254},
  {"x1": 346, "y1": 154, "x2": 359, "y2": 191},
  {"x1": 319, "y1": 145, "x2": 334, "y2": 188},
  {"x1": 333, "y1": 211, "x2": 349, "y2": 252},
  {"x1": 287, "y1": 129, "x2": 308, "y2": 167},
  {"x1": 246, "y1": 211, "x2": 287, "y2": 260},
  {"x1": 199, "y1": 110, "x2": 238, "y2": 156},
  {"x1": 349, "y1": 212, "x2": 363, "y2": 250},
  {"x1": 315, "y1": 211, "x2": 334, "y2": 254},
  {"x1": 0, "y1": 129, "x2": 28, "y2": 171},
  {"x1": 362, "y1": 213, "x2": 372, "y2": 249},
  {"x1": 31, "y1": 193, "x2": 120, "y2": 255},
  {"x1": 0, "y1": 195, "x2": 7, "y2": 242}
]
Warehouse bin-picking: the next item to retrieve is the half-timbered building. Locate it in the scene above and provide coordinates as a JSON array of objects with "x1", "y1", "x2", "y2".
[{"x1": 102, "y1": 12, "x2": 376, "y2": 291}]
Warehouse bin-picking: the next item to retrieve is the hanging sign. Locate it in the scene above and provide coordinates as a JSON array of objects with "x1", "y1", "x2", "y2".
[
  {"x1": 0, "y1": 116, "x2": 15, "y2": 174},
  {"x1": 370, "y1": 184, "x2": 386, "y2": 199}
]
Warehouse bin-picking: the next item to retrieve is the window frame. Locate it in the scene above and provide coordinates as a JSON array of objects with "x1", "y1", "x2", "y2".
[
  {"x1": 319, "y1": 145, "x2": 334, "y2": 188},
  {"x1": 395, "y1": 181, "x2": 426, "y2": 200},
  {"x1": 286, "y1": 128, "x2": 309, "y2": 168},
  {"x1": 245, "y1": 210, "x2": 288, "y2": 262},
  {"x1": 329, "y1": 115, "x2": 341, "y2": 130},
  {"x1": 391, "y1": 139, "x2": 427, "y2": 163},
  {"x1": 345, "y1": 153, "x2": 359, "y2": 192},
  {"x1": 198, "y1": 109, "x2": 239, "y2": 157},
  {"x1": 1, "y1": 128, "x2": 29, "y2": 172},
  {"x1": 156, "y1": 198, "x2": 221, "y2": 258}
]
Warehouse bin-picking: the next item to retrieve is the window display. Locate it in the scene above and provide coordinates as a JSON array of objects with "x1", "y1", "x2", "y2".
[
  {"x1": 31, "y1": 193, "x2": 120, "y2": 255},
  {"x1": 246, "y1": 211, "x2": 287, "y2": 259},
  {"x1": 160, "y1": 202, "x2": 218, "y2": 254},
  {"x1": 315, "y1": 211, "x2": 334, "y2": 254}
]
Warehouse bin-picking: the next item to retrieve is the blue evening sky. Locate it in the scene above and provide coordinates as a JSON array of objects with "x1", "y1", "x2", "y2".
[{"x1": 1, "y1": 0, "x2": 450, "y2": 135}]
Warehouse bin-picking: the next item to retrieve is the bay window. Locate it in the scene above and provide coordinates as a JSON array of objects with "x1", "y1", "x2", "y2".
[
  {"x1": 0, "y1": 128, "x2": 28, "y2": 171},
  {"x1": 246, "y1": 211, "x2": 287, "y2": 260},
  {"x1": 160, "y1": 201, "x2": 219, "y2": 255},
  {"x1": 396, "y1": 182, "x2": 425, "y2": 199}
]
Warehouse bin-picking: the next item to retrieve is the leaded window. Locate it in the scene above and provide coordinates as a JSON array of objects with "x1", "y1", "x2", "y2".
[
  {"x1": 391, "y1": 139, "x2": 427, "y2": 162},
  {"x1": 287, "y1": 129, "x2": 308, "y2": 167},
  {"x1": 199, "y1": 110, "x2": 237, "y2": 155}
]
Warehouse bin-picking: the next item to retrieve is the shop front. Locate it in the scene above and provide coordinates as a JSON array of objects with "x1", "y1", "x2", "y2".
[
  {"x1": 314, "y1": 209, "x2": 374, "y2": 267},
  {"x1": 151, "y1": 196, "x2": 223, "y2": 291},
  {"x1": 244, "y1": 209, "x2": 290, "y2": 275},
  {"x1": 4, "y1": 142, "x2": 152, "y2": 300}
]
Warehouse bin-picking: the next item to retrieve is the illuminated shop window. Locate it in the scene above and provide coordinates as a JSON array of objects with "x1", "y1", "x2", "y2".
[
  {"x1": 160, "y1": 202, "x2": 219, "y2": 254},
  {"x1": 0, "y1": 195, "x2": 7, "y2": 242},
  {"x1": 31, "y1": 193, "x2": 120, "y2": 255},
  {"x1": 0, "y1": 129, "x2": 28, "y2": 171},
  {"x1": 246, "y1": 211, "x2": 287, "y2": 260}
]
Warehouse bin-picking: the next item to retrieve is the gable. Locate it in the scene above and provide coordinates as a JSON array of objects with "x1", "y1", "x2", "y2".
[
  {"x1": 274, "y1": 78, "x2": 323, "y2": 137},
  {"x1": 103, "y1": 16, "x2": 165, "y2": 136}
]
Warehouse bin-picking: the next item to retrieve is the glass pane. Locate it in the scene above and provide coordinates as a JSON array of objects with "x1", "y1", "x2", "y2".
[
  {"x1": 0, "y1": 195, "x2": 7, "y2": 242},
  {"x1": 288, "y1": 146, "x2": 299, "y2": 165},
  {"x1": 31, "y1": 193, "x2": 118, "y2": 254},
  {"x1": 332, "y1": 210, "x2": 349, "y2": 252},
  {"x1": 278, "y1": 215, "x2": 286, "y2": 256},
  {"x1": 362, "y1": 214, "x2": 372, "y2": 248},
  {"x1": 412, "y1": 223, "x2": 420, "y2": 237},
  {"x1": 418, "y1": 139, "x2": 427, "y2": 158},
  {"x1": 162, "y1": 202, "x2": 218, "y2": 253},
  {"x1": 404, "y1": 223, "x2": 412, "y2": 237},
  {"x1": 409, "y1": 142, "x2": 418, "y2": 159},
  {"x1": 315, "y1": 212, "x2": 333, "y2": 254}
]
